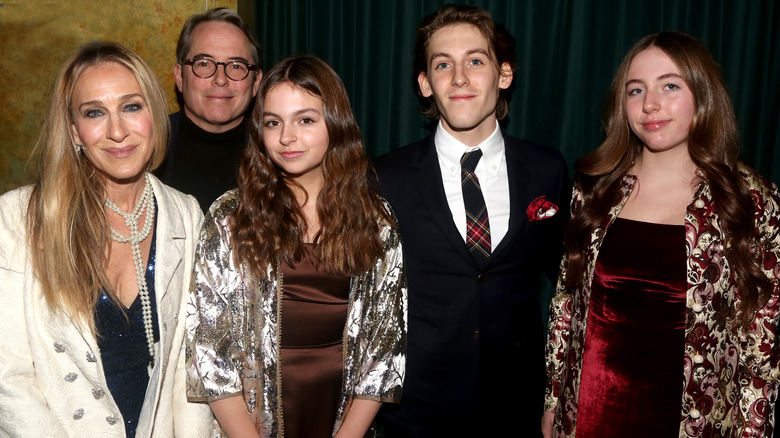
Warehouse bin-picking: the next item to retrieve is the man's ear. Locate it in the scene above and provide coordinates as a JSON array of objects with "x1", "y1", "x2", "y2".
[
  {"x1": 418, "y1": 71, "x2": 432, "y2": 97},
  {"x1": 498, "y1": 62, "x2": 513, "y2": 90},
  {"x1": 174, "y1": 63, "x2": 184, "y2": 93},
  {"x1": 252, "y1": 70, "x2": 263, "y2": 97}
]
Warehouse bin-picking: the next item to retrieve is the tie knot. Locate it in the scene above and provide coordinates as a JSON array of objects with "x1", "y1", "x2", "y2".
[{"x1": 460, "y1": 149, "x2": 483, "y2": 173}]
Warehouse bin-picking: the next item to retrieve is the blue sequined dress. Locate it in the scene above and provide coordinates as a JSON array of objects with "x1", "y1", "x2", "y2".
[{"x1": 94, "y1": 219, "x2": 160, "y2": 438}]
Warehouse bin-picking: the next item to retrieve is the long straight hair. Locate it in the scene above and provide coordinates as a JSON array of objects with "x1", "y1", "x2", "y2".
[
  {"x1": 230, "y1": 55, "x2": 392, "y2": 278},
  {"x1": 26, "y1": 41, "x2": 169, "y2": 330},
  {"x1": 564, "y1": 31, "x2": 770, "y2": 329}
]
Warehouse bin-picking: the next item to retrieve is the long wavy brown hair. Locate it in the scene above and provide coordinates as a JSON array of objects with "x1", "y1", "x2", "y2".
[
  {"x1": 564, "y1": 31, "x2": 770, "y2": 329},
  {"x1": 26, "y1": 42, "x2": 169, "y2": 330},
  {"x1": 230, "y1": 55, "x2": 392, "y2": 277}
]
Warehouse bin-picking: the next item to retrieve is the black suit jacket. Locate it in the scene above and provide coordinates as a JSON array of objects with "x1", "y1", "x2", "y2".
[{"x1": 374, "y1": 131, "x2": 569, "y2": 437}]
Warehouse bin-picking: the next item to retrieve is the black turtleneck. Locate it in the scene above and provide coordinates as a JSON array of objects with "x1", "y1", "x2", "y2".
[{"x1": 155, "y1": 111, "x2": 247, "y2": 212}]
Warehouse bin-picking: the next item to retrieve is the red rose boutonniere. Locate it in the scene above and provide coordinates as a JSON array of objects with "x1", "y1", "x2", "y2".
[{"x1": 527, "y1": 195, "x2": 558, "y2": 221}]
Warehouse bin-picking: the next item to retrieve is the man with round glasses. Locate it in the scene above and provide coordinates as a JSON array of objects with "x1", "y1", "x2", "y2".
[
  {"x1": 184, "y1": 58, "x2": 258, "y2": 82},
  {"x1": 156, "y1": 7, "x2": 262, "y2": 212}
]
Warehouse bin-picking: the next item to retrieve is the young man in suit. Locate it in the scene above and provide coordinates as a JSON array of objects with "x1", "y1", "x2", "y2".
[{"x1": 374, "y1": 5, "x2": 569, "y2": 437}]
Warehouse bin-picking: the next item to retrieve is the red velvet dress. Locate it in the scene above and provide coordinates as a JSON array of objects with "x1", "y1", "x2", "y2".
[
  {"x1": 575, "y1": 217, "x2": 687, "y2": 438},
  {"x1": 280, "y1": 245, "x2": 351, "y2": 438}
]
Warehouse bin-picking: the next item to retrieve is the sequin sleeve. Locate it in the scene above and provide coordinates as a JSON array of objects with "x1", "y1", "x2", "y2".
[
  {"x1": 186, "y1": 192, "x2": 246, "y2": 401},
  {"x1": 344, "y1": 206, "x2": 408, "y2": 404}
]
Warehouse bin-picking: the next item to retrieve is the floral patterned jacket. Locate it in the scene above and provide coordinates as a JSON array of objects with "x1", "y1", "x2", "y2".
[
  {"x1": 545, "y1": 163, "x2": 780, "y2": 437},
  {"x1": 185, "y1": 190, "x2": 407, "y2": 437}
]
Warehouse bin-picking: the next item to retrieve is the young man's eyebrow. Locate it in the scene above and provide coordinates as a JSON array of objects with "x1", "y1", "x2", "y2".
[{"x1": 430, "y1": 48, "x2": 491, "y2": 61}]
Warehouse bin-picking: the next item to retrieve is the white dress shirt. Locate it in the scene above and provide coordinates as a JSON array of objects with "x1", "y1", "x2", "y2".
[{"x1": 435, "y1": 120, "x2": 510, "y2": 252}]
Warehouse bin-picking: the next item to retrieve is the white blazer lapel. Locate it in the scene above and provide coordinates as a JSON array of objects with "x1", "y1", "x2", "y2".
[{"x1": 139, "y1": 175, "x2": 187, "y2": 432}]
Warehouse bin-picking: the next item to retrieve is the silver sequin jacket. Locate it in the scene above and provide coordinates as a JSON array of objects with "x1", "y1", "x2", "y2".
[
  {"x1": 186, "y1": 190, "x2": 407, "y2": 437},
  {"x1": 545, "y1": 163, "x2": 780, "y2": 437}
]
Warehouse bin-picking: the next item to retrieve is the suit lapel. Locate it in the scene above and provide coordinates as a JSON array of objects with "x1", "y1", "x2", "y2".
[
  {"x1": 410, "y1": 134, "x2": 479, "y2": 269},
  {"x1": 138, "y1": 174, "x2": 202, "y2": 436},
  {"x1": 491, "y1": 134, "x2": 530, "y2": 261},
  {"x1": 145, "y1": 176, "x2": 185, "y2": 416},
  {"x1": 151, "y1": 177, "x2": 185, "y2": 310}
]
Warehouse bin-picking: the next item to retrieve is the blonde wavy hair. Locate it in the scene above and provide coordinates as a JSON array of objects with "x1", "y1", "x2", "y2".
[{"x1": 26, "y1": 41, "x2": 169, "y2": 330}]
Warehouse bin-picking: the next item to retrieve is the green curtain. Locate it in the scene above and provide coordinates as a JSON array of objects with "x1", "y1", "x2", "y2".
[{"x1": 256, "y1": 0, "x2": 779, "y2": 183}]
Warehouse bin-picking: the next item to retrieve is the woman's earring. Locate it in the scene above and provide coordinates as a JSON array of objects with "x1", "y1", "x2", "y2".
[{"x1": 73, "y1": 143, "x2": 83, "y2": 154}]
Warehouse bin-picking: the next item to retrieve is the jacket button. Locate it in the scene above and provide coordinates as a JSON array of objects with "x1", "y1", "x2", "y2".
[
  {"x1": 471, "y1": 330, "x2": 480, "y2": 338},
  {"x1": 477, "y1": 274, "x2": 487, "y2": 283},
  {"x1": 690, "y1": 408, "x2": 701, "y2": 419}
]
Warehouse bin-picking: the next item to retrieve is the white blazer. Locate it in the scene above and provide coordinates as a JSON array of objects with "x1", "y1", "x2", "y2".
[{"x1": 0, "y1": 174, "x2": 215, "y2": 437}]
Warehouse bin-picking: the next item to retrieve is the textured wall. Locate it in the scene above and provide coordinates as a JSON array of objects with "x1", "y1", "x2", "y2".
[{"x1": 0, "y1": 0, "x2": 237, "y2": 193}]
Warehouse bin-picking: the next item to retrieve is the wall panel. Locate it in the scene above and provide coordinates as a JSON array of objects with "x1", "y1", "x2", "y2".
[{"x1": 0, "y1": 0, "x2": 237, "y2": 192}]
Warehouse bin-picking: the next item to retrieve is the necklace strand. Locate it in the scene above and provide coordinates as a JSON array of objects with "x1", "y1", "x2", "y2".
[{"x1": 105, "y1": 173, "x2": 155, "y2": 362}]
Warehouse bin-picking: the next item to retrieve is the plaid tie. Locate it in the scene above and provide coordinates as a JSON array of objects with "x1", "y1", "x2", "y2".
[{"x1": 461, "y1": 149, "x2": 491, "y2": 266}]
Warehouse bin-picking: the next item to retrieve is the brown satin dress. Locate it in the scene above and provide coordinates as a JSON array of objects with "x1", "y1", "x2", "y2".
[
  {"x1": 575, "y1": 217, "x2": 687, "y2": 438},
  {"x1": 280, "y1": 245, "x2": 351, "y2": 438}
]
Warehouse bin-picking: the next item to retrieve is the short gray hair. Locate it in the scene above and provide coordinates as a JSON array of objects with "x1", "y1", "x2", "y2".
[{"x1": 175, "y1": 7, "x2": 261, "y2": 67}]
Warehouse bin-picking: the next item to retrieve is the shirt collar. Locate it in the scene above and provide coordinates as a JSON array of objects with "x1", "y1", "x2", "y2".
[{"x1": 434, "y1": 120, "x2": 504, "y2": 177}]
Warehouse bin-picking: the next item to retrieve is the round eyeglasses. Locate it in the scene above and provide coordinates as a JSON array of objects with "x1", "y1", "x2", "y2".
[{"x1": 183, "y1": 57, "x2": 259, "y2": 81}]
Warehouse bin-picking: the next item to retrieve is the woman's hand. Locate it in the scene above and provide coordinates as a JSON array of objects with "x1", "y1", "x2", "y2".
[
  {"x1": 209, "y1": 395, "x2": 262, "y2": 438},
  {"x1": 541, "y1": 410, "x2": 555, "y2": 438},
  {"x1": 334, "y1": 399, "x2": 382, "y2": 438}
]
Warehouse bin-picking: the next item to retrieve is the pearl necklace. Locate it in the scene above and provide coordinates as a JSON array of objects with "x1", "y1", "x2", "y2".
[{"x1": 105, "y1": 173, "x2": 155, "y2": 362}]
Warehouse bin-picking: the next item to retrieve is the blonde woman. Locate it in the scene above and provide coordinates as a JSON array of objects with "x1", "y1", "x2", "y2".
[{"x1": 0, "y1": 42, "x2": 213, "y2": 437}]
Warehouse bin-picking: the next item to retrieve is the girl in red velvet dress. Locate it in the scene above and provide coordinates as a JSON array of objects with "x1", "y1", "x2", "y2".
[{"x1": 543, "y1": 31, "x2": 780, "y2": 438}]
